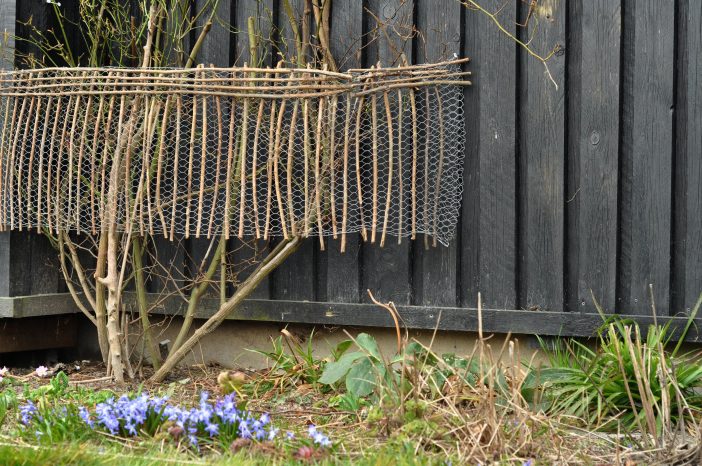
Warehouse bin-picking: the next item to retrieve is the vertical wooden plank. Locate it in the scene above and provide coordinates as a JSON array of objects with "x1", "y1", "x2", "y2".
[
  {"x1": 359, "y1": 0, "x2": 414, "y2": 305},
  {"x1": 0, "y1": 0, "x2": 14, "y2": 70},
  {"x1": 270, "y1": 0, "x2": 316, "y2": 301},
  {"x1": 518, "y1": 0, "x2": 565, "y2": 312},
  {"x1": 618, "y1": 0, "x2": 674, "y2": 315},
  {"x1": 29, "y1": 232, "x2": 60, "y2": 294},
  {"x1": 566, "y1": 0, "x2": 620, "y2": 313},
  {"x1": 232, "y1": 0, "x2": 275, "y2": 299},
  {"x1": 0, "y1": 1, "x2": 61, "y2": 297},
  {"x1": 275, "y1": 0, "x2": 305, "y2": 65},
  {"x1": 461, "y1": 1, "x2": 517, "y2": 310},
  {"x1": 318, "y1": 0, "x2": 363, "y2": 303},
  {"x1": 672, "y1": 0, "x2": 702, "y2": 315},
  {"x1": 0, "y1": 0, "x2": 16, "y2": 296},
  {"x1": 181, "y1": 0, "x2": 234, "y2": 296},
  {"x1": 329, "y1": 0, "x2": 363, "y2": 70},
  {"x1": 15, "y1": 0, "x2": 49, "y2": 67},
  {"x1": 235, "y1": 0, "x2": 274, "y2": 67},
  {"x1": 197, "y1": 0, "x2": 232, "y2": 66},
  {"x1": 412, "y1": 0, "x2": 461, "y2": 307}
]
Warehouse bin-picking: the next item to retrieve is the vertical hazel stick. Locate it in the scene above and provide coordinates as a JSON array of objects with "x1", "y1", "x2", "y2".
[
  {"x1": 170, "y1": 96, "x2": 183, "y2": 240},
  {"x1": 196, "y1": 82, "x2": 208, "y2": 238},
  {"x1": 248, "y1": 95, "x2": 262, "y2": 238},
  {"x1": 328, "y1": 95, "x2": 338, "y2": 239},
  {"x1": 140, "y1": 99, "x2": 161, "y2": 235},
  {"x1": 396, "y1": 89, "x2": 404, "y2": 243},
  {"x1": 208, "y1": 67, "x2": 224, "y2": 239},
  {"x1": 18, "y1": 94, "x2": 37, "y2": 230},
  {"x1": 10, "y1": 91, "x2": 32, "y2": 229},
  {"x1": 144, "y1": 99, "x2": 162, "y2": 236},
  {"x1": 340, "y1": 96, "x2": 351, "y2": 252},
  {"x1": 223, "y1": 89, "x2": 237, "y2": 239},
  {"x1": 353, "y1": 93, "x2": 367, "y2": 241},
  {"x1": 432, "y1": 87, "x2": 445, "y2": 247},
  {"x1": 409, "y1": 88, "x2": 417, "y2": 240},
  {"x1": 370, "y1": 90, "x2": 379, "y2": 243},
  {"x1": 238, "y1": 89, "x2": 251, "y2": 239},
  {"x1": 56, "y1": 95, "x2": 75, "y2": 233},
  {"x1": 89, "y1": 92, "x2": 107, "y2": 234},
  {"x1": 36, "y1": 97, "x2": 54, "y2": 231},
  {"x1": 122, "y1": 92, "x2": 141, "y2": 231},
  {"x1": 2, "y1": 92, "x2": 20, "y2": 229},
  {"x1": 263, "y1": 69, "x2": 278, "y2": 240},
  {"x1": 0, "y1": 93, "x2": 13, "y2": 228},
  {"x1": 423, "y1": 89, "x2": 431, "y2": 249},
  {"x1": 15, "y1": 97, "x2": 41, "y2": 231},
  {"x1": 273, "y1": 96, "x2": 289, "y2": 240},
  {"x1": 185, "y1": 91, "x2": 198, "y2": 238},
  {"x1": 45, "y1": 97, "x2": 63, "y2": 233},
  {"x1": 314, "y1": 91, "x2": 326, "y2": 249},
  {"x1": 66, "y1": 84, "x2": 82, "y2": 229},
  {"x1": 286, "y1": 98, "x2": 299, "y2": 236},
  {"x1": 252, "y1": 63, "x2": 271, "y2": 239},
  {"x1": 100, "y1": 95, "x2": 117, "y2": 226},
  {"x1": 155, "y1": 95, "x2": 172, "y2": 233},
  {"x1": 4, "y1": 76, "x2": 25, "y2": 227},
  {"x1": 135, "y1": 97, "x2": 152, "y2": 236},
  {"x1": 303, "y1": 96, "x2": 310, "y2": 236},
  {"x1": 25, "y1": 94, "x2": 44, "y2": 230},
  {"x1": 75, "y1": 75, "x2": 95, "y2": 228},
  {"x1": 380, "y1": 91, "x2": 393, "y2": 247}
]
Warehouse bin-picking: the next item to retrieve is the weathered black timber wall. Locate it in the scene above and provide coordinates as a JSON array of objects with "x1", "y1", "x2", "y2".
[{"x1": 2, "y1": 0, "x2": 702, "y2": 339}]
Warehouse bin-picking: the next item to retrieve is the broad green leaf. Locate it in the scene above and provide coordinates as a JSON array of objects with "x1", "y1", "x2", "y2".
[
  {"x1": 355, "y1": 333, "x2": 382, "y2": 360},
  {"x1": 319, "y1": 351, "x2": 366, "y2": 385},
  {"x1": 346, "y1": 357, "x2": 375, "y2": 397},
  {"x1": 333, "y1": 340, "x2": 354, "y2": 359}
]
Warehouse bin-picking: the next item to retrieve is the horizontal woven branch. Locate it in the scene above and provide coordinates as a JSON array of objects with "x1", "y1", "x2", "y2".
[{"x1": 0, "y1": 60, "x2": 469, "y2": 249}]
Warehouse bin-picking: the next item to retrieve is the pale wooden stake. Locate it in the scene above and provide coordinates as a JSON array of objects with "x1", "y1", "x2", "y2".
[
  {"x1": 370, "y1": 92, "x2": 378, "y2": 244},
  {"x1": 286, "y1": 99, "x2": 299, "y2": 236},
  {"x1": 169, "y1": 96, "x2": 182, "y2": 240},
  {"x1": 340, "y1": 96, "x2": 351, "y2": 252},
  {"x1": 36, "y1": 97, "x2": 54, "y2": 230},
  {"x1": 380, "y1": 91, "x2": 393, "y2": 247}
]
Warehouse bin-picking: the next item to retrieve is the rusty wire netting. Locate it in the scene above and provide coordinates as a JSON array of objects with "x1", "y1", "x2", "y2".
[{"x1": 0, "y1": 60, "x2": 468, "y2": 249}]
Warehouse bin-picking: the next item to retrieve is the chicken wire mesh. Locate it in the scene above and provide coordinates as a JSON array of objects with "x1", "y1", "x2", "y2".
[{"x1": 0, "y1": 61, "x2": 467, "y2": 248}]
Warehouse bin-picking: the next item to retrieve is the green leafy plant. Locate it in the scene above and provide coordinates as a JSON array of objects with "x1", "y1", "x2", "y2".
[
  {"x1": 249, "y1": 329, "x2": 326, "y2": 395},
  {"x1": 0, "y1": 387, "x2": 18, "y2": 427},
  {"x1": 319, "y1": 333, "x2": 391, "y2": 398}
]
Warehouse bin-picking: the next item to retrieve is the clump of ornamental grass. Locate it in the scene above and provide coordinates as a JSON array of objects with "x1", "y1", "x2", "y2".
[{"x1": 524, "y1": 291, "x2": 702, "y2": 459}]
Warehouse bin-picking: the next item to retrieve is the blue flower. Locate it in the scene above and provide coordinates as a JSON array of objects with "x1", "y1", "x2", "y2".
[
  {"x1": 79, "y1": 406, "x2": 94, "y2": 427},
  {"x1": 286, "y1": 431, "x2": 295, "y2": 440},
  {"x1": 19, "y1": 401, "x2": 38, "y2": 425},
  {"x1": 205, "y1": 423, "x2": 219, "y2": 437},
  {"x1": 125, "y1": 422, "x2": 138, "y2": 436},
  {"x1": 267, "y1": 427, "x2": 279, "y2": 441},
  {"x1": 313, "y1": 432, "x2": 331, "y2": 447},
  {"x1": 239, "y1": 422, "x2": 252, "y2": 439}
]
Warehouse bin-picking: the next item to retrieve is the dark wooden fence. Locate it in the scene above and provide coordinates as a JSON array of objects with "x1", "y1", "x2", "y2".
[{"x1": 1, "y1": 0, "x2": 702, "y2": 341}]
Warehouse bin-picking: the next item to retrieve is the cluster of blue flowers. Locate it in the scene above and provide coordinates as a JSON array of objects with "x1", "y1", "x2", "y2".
[
  {"x1": 307, "y1": 424, "x2": 332, "y2": 447},
  {"x1": 18, "y1": 391, "x2": 333, "y2": 452},
  {"x1": 80, "y1": 391, "x2": 278, "y2": 448},
  {"x1": 19, "y1": 401, "x2": 38, "y2": 425}
]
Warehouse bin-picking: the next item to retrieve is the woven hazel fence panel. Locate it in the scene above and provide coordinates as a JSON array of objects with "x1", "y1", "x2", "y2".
[{"x1": 0, "y1": 60, "x2": 469, "y2": 249}]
